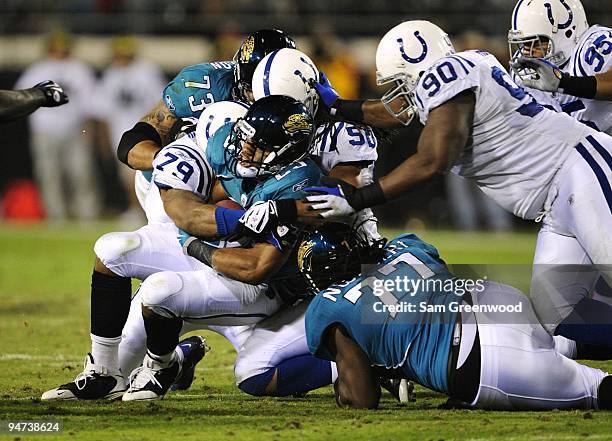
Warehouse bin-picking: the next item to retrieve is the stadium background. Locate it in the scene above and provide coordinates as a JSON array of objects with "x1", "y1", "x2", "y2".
[{"x1": 1, "y1": 0, "x2": 609, "y2": 229}]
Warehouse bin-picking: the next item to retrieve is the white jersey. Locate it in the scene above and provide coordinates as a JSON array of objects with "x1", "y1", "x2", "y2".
[
  {"x1": 415, "y1": 50, "x2": 593, "y2": 219},
  {"x1": 144, "y1": 135, "x2": 214, "y2": 224},
  {"x1": 312, "y1": 121, "x2": 381, "y2": 240},
  {"x1": 312, "y1": 122, "x2": 378, "y2": 186},
  {"x1": 558, "y1": 25, "x2": 612, "y2": 135}
]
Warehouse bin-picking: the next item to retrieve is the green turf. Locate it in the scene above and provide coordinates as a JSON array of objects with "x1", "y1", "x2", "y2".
[{"x1": 0, "y1": 222, "x2": 610, "y2": 440}]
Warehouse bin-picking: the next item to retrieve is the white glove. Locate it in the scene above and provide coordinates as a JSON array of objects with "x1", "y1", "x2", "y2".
[
  {"x1": 305, "y1": 193, "x2": 356, "y2": 219},
  {"x1": 511, "y1": 57, "x2": 563, "y2": 92}
]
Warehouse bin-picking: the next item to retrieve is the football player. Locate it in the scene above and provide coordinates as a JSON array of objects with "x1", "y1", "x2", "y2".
[
  {"x1": 301, "y1": 223, "x2": 612, "y2": 410},
  {"x1": 121, "y1": 95, "x2": 321, "y2": 400},
  {"x1": 508, "y1": 0, "x2": 612, "y2": 134},
  {"x1": 0, "y1": 81, "x2": 68, "y2": 122},
  {"x1": 247, "y1": 21, "x2": 612, "y2": 350}
]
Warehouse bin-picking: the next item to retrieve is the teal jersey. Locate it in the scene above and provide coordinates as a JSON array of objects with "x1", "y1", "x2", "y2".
[
  {"x1": 163, "y1": 61, "x2": 235, "y2": 119},
  {"x1": 305, "y1": 234, "x2": 461, "y2": 394},
  {"x1": 205, "y1": 122, "x2": 322, "y2": 208}
]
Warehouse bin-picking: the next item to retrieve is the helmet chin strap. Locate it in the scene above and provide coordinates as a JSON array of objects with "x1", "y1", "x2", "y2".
[{"x1": 235, "y1": 163, "x2": 260, "y2": 178}]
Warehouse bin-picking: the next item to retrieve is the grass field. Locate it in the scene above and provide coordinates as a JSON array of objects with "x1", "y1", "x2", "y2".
[{"x1": 1, "y1": 222, "x2": 611, "y2": 440}]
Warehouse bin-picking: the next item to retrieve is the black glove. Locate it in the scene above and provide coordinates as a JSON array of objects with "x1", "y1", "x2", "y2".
[
  {"x1": 34, "y1": 80, "x2": 68, "y2": 107},
  {"x1": 169, "y1": 117, "x2": 198, "y2": 141}
]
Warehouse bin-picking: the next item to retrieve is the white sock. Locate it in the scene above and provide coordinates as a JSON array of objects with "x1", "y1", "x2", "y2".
[
  {"x1": 330, "y1": 362, "x2": 338, "y2": 383},
  {"x1": 90, "y1": 334, "x2": 122, "y2": 372},
  {"x1": 146, "y1": 350, "x2": 177, "y2": 369}
]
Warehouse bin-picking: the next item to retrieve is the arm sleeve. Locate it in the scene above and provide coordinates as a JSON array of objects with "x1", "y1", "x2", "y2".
[{"x1": 0, "y1": 88, "x2": 44, "y2": 122}]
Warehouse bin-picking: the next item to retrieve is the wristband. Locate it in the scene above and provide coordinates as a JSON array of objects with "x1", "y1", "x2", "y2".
[
  {"x1": 332, "y1": 99, "x2": 365, "y2": 123},
  {"x1": 275, "y1": 199, "x2": 297, "y2": 223},
  {"x1": 352, "y1": 181, "x2": 386, "y2": 211},
  {"x1": 186, "y1": 240, "x2": 217, "y2": 267},
  {"x1": 215, "y1": 206, "x2": 245, "y2": 237},
  {"x1": 559, "y1": 74, "x2": 597, "y2": 99}
]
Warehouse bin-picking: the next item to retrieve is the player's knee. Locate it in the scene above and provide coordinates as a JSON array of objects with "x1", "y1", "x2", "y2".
[
  {"x1": 237, "y1": 369, "x2": 276, "y2": 397},
  {"x1": 140, "y1": 272, "x2": 184, "y2": 317},
  {"x1": 94, "y1": 232, "x2": 141, "y2": 267}
]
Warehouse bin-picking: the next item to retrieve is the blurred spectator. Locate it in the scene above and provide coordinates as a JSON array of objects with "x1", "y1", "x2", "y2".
[
  {"x1": 213, "y1": 22, "x2": 244, "y2": 60},
  {"x1": 15, "y1": 30, "x2": 100, "y2": 222},
  {"x1": 311, "y1": 23, "x2": 360, "y2": 99},
  {"x1": 92, "y1": 36, "x2": 166, "y2": 224}
]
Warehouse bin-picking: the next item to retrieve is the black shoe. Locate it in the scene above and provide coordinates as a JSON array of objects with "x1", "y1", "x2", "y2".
[
  {"x1": 122, "y1": 354, "x2": 181, "y2": 401},
  {"x1": 170, "y1": 336, "x2": 209, "y2": 391},
  {"x1": 41, "y1": 353, "x2": 126, "y2": 401},
  {"x1": 598, "y1": 375, "x2": 612, "y2": 409},
  {"x1": 380, "y1": 378, "x2": 415, "y2": 404}
]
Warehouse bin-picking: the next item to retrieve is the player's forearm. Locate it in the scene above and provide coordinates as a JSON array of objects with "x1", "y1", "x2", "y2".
[
  {"x1": 0, "y1": 88, "x2": 45, "y2": 122},
  {"x1": 175, "y1": 204, "x2": 219, "y2": 237},
  {"x1": 594, "y1": 71, "x2": 612, "y2": 100},
  {"x1": 362, "y1": 99, "x2": 403, "y2": 128},
  {"x1": 211, "y1": 244, "x2": 282, "y2": 285},
  {"x1": 378, "y1": 152, "x2": 444, "y2": 201},
  {"x1": 126, "y1": 141, "x2": 161, "y2": 170},
  {"x1": 162, "y1": 190, "x2": 219, "y2": 237}
]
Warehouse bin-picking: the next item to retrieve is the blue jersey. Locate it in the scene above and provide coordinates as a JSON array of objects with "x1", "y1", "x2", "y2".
[
  {"x1": 163, "y1": 61, "x2": 235, "y2": 119},
  {"x1": 305, "y1": 234, "x2": 461, "y2": 394},
  {"x1": 205, "y1": 122, "x2": 322, "y2": 208}
]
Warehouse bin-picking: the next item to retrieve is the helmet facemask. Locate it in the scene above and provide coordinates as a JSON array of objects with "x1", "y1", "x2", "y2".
[
  {"x1": 226, "y1": 118, "x2": 310, "y2": 179},
  {"x1": 377, "y1": 71, "x2": 418, "y2": 126},
  {"x1": 508, "y1": 32, "x2": 565, "y2": 81}
]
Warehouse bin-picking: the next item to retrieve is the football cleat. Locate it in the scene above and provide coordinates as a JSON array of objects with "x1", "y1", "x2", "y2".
[
  {"x1": 598, "y1": 375, "x2": 612, "y2": 410},
  {"x1": 41, "y1": 353, "x2": 126, "y2": 401},
  {"x1": 380, "y1": 378, "x2": 416, "y2": 404},
  {"x1": 170, "y1": 335, "x2": 210, "y2": 391},
  {"x1": 122, "y1": 354, "x2": 182, "y2": 401}
]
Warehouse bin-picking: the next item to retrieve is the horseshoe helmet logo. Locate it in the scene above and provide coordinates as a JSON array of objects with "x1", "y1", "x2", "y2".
[
  {"x1": 397, "y1": 31, "x2": 428, "y2": 64},
  {"x1": 544, "y1": 0, "x2": 573, "y2": 30}
]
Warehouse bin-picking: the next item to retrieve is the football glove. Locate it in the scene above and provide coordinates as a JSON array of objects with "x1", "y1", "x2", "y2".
[
  {"x1": 34, "y1": 80, "x2": 68, "y2": 107},
  {"x1": 234, "y1": 199, "x2": 297, "y2": 238},
  {"x1": 305, "y1": 177, "x2": 386, "y2": 219},
  {"x1": 510, "y1": 57, "x2": 562, "y2": 92},
  {"x1": 313, "y1": 71, "x2": 340, "y2": 108}
]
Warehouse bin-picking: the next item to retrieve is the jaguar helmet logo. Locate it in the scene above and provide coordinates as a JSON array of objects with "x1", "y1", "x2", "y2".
[
  {"x1": 297, "y1": 240, "x2": 315, "y2": 272},
  {"x1": 240, "y1": 36, "x2": 255, "y2": 62},
  {"x1": 283, "y1": 114, "x2": 311, "y2": 134}
]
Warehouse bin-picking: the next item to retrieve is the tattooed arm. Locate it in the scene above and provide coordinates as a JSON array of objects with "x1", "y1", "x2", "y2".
[{"x1": 121, "y1": 99, "x2": 178, "y2": 170}]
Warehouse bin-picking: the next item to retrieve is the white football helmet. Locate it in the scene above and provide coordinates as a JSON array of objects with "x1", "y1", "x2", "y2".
[
  {"x1": 376, "y1": 20, "x2": 455, "y2": 125},
  {"x1": 195, "y1": 101, "x2": 249, "y2": 151},
  {"x1": 252, "y1": 48, "x2": 320, "y2": 116},
  {"x1": 508, "y1": 0, "x2": 588, "y2": 67}
]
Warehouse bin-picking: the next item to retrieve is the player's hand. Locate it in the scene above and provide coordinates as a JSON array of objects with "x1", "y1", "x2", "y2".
[
  {"x1": 511, "y1": 57, "x2": 563, "y2": 92},
  {"x1": 265, "y1": 224, "x2": 301, "y2": 253},
  {"x1": 34, "y1": 80, "x2": 68, "y2": 107},
  {"x1": 170, "y1": 117, "x2": 198, "y2": 141},
  {"x1": 237, "y1": 200, "x2": 279, "y2": 236},
  {"x1": 303, "y1": 178, "x2": 358, "y2": 219},
  {"x1": 313, "y1": 71, "x2": 340, "y2": 108}
]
